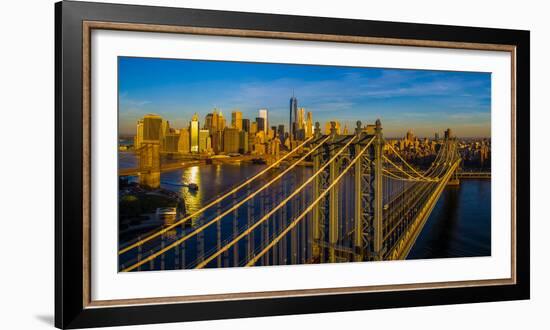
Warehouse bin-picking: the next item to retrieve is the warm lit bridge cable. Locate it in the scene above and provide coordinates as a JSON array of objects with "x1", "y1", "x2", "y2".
[
  {"x1": 120, "y1": 135, "x2": 331, "y2": 272},
  {"x1": 118, "y1": 136, "x2": 315, "y2": 255},
  {"x1": 382, "y1": 169, "x2": 430, "y2": 182},
  {"x1": 386, "y1": 143, "x2": 435, "y2": 180},
  {"x1": 193, "y1": 135, "x2": 369, "y2": 269},
  {"x1": 382, "y1": 155, "x2": 437, "y2": 182},
  {"x1": 245, "y1": 137, "x2": 375, "y2": 266}
]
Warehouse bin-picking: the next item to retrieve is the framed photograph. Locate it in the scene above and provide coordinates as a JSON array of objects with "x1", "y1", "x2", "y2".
[{"x1": 55, "y1": 1, "x2": 530, "y2": 328}]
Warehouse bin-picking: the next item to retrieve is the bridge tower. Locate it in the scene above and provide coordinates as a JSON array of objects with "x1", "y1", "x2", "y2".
[
  {"x1": 312, "y1": 122, "x2": 326, "y2": 262},
  {"x1": 138, "y1": 141, "x2": 161, "y2": 189},
  {"x1": 445, "y1": 128, "x2": 460, "y2": 186},
  {"x1": 372, "y1": 119, "x2": 384, "y2": 260},
  {"x1": 328, "y1": 121, "x2": 340, "y2": 263},
  {"x1": 312, "y1": 120, "x2": 385, "y2": 263},
  {"x1": 352, "y1": 120, "x2": 384, "y2": 261}
]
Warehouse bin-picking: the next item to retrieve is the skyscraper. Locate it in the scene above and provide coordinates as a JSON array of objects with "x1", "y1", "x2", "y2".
[
  {"x1": 142, "y1": 113, "x2": 162, "y2": 142},
  {"x1": 231, "y1": 111, "x2": 243, "y2": 131},
  {"x1": 259, "y1": 109, "x2": 268, "y2": 133},
  {"x1": 306, "y1": 111, "x2": 313, "y2": 138},
  {"x1": 190, "y1": 113, "x2": 199, "y2": 153},
  {"x1": 160, "y1": 120, "x2": 170, "y2": 151},
  {"x1": 211, "y1": 109, "x2": 219, "y2": 133},
  {"x1": 250, "y1": 122, "x2": 258, "y2": 135},
  {"x1": 242, "y1": 118, "x2": 250, "y2": 133},
  {"x1": 223, "y1": 127, "x2": 240, "y2": 154},
  {"x1": 204, "y1": 113, "x2": 214, "y2": 133},
  {"x1": 289, "y1": 95, "x2": 298, "y2": 141},
  {"x1": 277, "y1": 124, "x2": 285, "y2": 142},
  {"x1": 297, "y1": 107, "x2": 305, "y2": 130},
  {"x1": 256, "y1": 117, "x2": 265, "y2": 133},
  {"x1": 239, "y1": 131, "x2": 249, "y2": 154},
  {"x1": 164, "y1": 131, "x2": 180, "y2": 153},
  {"x1": 134, "y1": 119, "x2": 144, "y2": 148},
  {"x1": 178, "y1": 128, "x2": 190, "y2": 153},
  {"x1": 211, "y1": 131, "x2": 222, "y2": 154},
  {"x1": 218, "y1": 110, "x2": 226, "y2": 131},
  {"x1": 199, "y1": 129, "x2": 210, "y2": 153}
]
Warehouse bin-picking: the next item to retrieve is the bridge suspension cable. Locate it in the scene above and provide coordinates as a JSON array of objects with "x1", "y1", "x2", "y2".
[
  {"x1": 385, "y1": 143, "x2": 437, "y2": 181},
  {"x1": 119, "y1": 136, "x2": 315, "y2": 255},
  {"x1": 382, "y1": 155, "x2": 438, "y2": 182},
  {"x1": 193, "y1": 135, "x2": 372, "y2": 269},
  {"x1": 120, "y1": 135, "x2": 331, "y2": 271},
  {"x1": 245, "y1": 136, "x2": 375, "y2": 266}
]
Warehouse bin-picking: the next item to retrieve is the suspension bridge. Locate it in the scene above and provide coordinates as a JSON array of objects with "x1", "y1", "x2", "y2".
[{"x1": 118, "y1": 120, "x2": 462, "y2": 271}]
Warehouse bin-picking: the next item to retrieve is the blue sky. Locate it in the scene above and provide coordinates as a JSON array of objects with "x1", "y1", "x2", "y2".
[{"x1": 118, "y1": 57, "x2": 491, "y2": 137}]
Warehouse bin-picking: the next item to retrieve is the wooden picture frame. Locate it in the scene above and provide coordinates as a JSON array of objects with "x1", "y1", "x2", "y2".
[{"x1": 55, "y1": 1, "x2": 530, "y2": 328}]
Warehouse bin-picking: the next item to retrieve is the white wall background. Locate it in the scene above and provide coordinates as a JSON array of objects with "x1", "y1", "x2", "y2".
[{"x1": 0, "y1": 0, "x2": 545, "y2": 329}]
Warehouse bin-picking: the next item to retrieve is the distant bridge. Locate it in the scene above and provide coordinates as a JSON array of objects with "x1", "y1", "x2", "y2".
[
  {"x1": 456, "y1": 171, "x2": 491, "y2": 179},
  {"x1": 119, "y1": 155, "x2": 264, "y2": 176}
]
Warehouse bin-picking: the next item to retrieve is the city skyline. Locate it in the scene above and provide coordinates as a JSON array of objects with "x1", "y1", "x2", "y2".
[{"x1": 119, "y1": 57, "x2": 491, "y2": 137}]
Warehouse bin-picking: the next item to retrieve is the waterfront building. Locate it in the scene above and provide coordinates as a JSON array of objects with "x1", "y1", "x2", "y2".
[
  {"x1": 178, "y1": 128, "x2": 190, "y2": 153},
  {"x1": 164, "y1": 132, "x2": 180, "y2": 153},
  {"x1": 211, "y1": 131, "x2": 222, "y2": 154},
  {"x1": 199, "y1": 129, "x2": 210, "y2": 153},
  {"x1": 142, "y1": 113, "x2": 162, "y2": 142},
  {"x1": 223, "y1": 127, "x2": 240, "y2": 154},
  {"x1": 232, "y1": 110, "x2": 243, "y2": 131},
  {"x1": 277, "y1": 124, "x2": 285, "y2": 142},
  {"x1": 190, "y1": 113, "x2": 199, "y2": 153},
  {"x1": 259, "y1": 108, "x2": 268, "y2": 133},
  {"x1": 239, "y1": 130, "x2": 249, "y2": 154}
]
